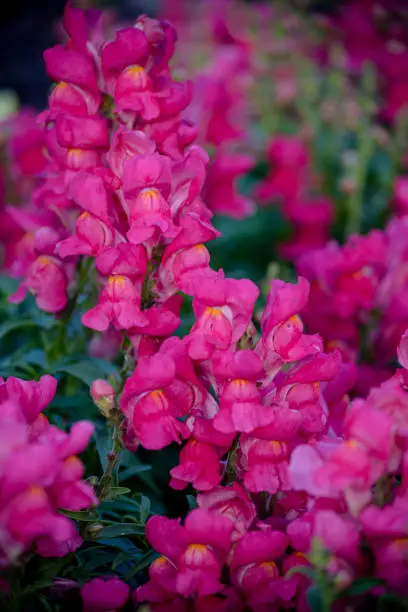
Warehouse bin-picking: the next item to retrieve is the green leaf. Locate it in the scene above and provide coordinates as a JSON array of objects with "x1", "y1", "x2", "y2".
[
  {"x1": 53, "y1": 361, "x2": 110, "y2": 386},
  {"x1": 340, "y1": 577, "x2": 384, "y2": 598},
  {"x1": 107, "y1": 487, "x2": 131, "y2": 499},
  {"x1": 95, "y1": 523, "x2": 145, "y2": 539},
  {"x1": 100, "y1": 496, "x2": 141, "y2": 516},
  {"x1": 0, "y1": 274, "x2": 18, "y2": 294},
  {"x1": 120, "y1": 450, "x2": 160, "y2": 495},
  {"x1": 112, "y1": 551, "x2": 130, "y2": 571},
  {"x1": 18, "y1": 349, "x2": 47, "y2": 369},
  {"x1": 59, "y1": 510, "x2": 98, "y2": 522},
  {"x1": 97, "y1": 537, "x2": 140, "y2": 554},
  {"x1": 95, "y1": 426, "x2": 111, "y2": 470},
  {"x1": 23, "y1": 557, "x2": 68, "y2": 593},
  {"x1": 37, "y1": 595, "x2": 54, "y2": 612},
  {"x1": 125, "y1": 550, "x2": 159, "y2": 580},
  {"x1": 307, "y1": 586, "x2": 324, "y2": 612},
  {"x1": 139, "y1": 495, "x2": 151, "y2": 523},
  {"x1": 0, "y1": 319, "x2": 40, "y2": 342},
  {"x1": 186, "y1": 495, "x2": 197, "y2": 511},
  {"x1": 76, "y1": 549, "x2": 119, "y2": 576},
  {"x1": 118, "y1": 464, "x2": 152, "y2": 482}
]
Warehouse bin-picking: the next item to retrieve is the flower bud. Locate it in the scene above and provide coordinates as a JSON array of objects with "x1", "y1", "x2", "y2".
[
  {"x1": 86, "y1": 523, "x2": 105, "y2": 539},
  {"x1": 90, "y1": 379, "x2": 115, "y2": 417}
]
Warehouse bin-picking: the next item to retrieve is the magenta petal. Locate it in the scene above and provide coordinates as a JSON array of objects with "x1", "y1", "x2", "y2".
[{"x1": 146, "y1": 516, "x2": 187, "y2": 563}]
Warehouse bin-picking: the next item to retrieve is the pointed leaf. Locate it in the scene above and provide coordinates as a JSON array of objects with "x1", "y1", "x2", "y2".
[
  {"x1": 125, "y1": 550, "x2": 159, "y2": 580},
  {"x1": 95, "y1": 523, "x2": 145, "y2": 539}
]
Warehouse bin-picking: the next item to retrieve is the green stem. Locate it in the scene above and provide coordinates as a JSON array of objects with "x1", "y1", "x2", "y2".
[
  {"x1": 345, "y1": 63, "x2": 376, "y2": 237},
  {"x1": 345, "y1": 128, "x2": 373, "y2": 237},
  {"x1": 52, "y1": 256, "x2": 93, "y2": 361},
  {"x1": 97, "y1": 412, "x2": 123, "y2": 500},
  {"x1": 97, "y1": 340, "x2": 135, "y2": 500}
]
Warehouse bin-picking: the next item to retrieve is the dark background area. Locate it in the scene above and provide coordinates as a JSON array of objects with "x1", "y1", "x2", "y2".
[{"x1": 0, "y1": 0, "x2": 339, "y2": 109}]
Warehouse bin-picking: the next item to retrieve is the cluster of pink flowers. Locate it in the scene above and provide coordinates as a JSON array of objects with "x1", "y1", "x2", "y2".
[
  {"x1": 294, "y1": 216, "x2": 408, "y2": 395},
  {"x1": 325, "y1": 0, "x2": 408, "y2": 122},
  {"x1": 166, "y1": 0, "x2": 255, "y2": 219},
  {"x1": 0, "y1": 374, "x2": 96, "y2": 565},
  {"x1": 133, "y1": 314, "x2": 408, "y2": 610},
  {"x1": 3, "y1": 4, "x2": 342, "y2": 608},
  {"x1": 256, "y1": 135, "x2": 334, "y2": 262},
  {"x1": 290, "y1": 331, "x2": 408, "y2": 596},
  {"x1": 3, "y1": 2, "x2": 408, "y2": 610},
  {"x1": 0, "y1": 110, "x2": 47, "y2": 270}
]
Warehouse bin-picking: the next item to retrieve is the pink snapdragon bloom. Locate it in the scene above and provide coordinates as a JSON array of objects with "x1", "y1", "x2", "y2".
[
  {"x1": 6, "y1": 214, "x2": 59, "y2": 283},
  {"x1": 272, "y1": 350, "x2": 341, "y2": 434},
  {"x1": 169, "y1": 146, "x2": 210, "y2": 221},
  {"x1": 190, "y1": 58, "x2": 246, "y2": 149},
  {"x1": 359, "y1": 373, "x2": 408, "y2": 441},
  {"x1": 298, "y1": 231, "x2": 386, "y2": 354},
  {"x1": 67, "y1": 173, "x2": 114, "y2": 221},
  {"x1": 361, "y1": 496, "x2": 408, "y2": 595},
  {"x1": 290, "y1": 394, "x2": 397, "y2": 514},
  {"x1": 101, "y1": 28, "x2": 161, "y2": 119},
  {"x1": 239, "y1": 435, "x2": 292, "y2": 495},
  {"x1": 123, "y1": 153, "x2": 176, "y2": 245},
  {"x1": 10, "y1": 254, "x2": 69, "y2": 313},
  {"x1": 375, "y1": 217, "x2": 408, "y2": 362},
  {"x1": 107, "y1": 126, "x2": 155, "y2": 179},
  {"x1": 237, "y1": 398, "x2": 309, "y2": 494},
  {"x1": 57, "y1": 212, "x2": 114, "y2": 258},
  {"x1": 197, "y1": 483, "x2": 256, "y2": 542},
  {"x1": 169, "y1": 439, "x2": 225, "y2": 492},
  {"x1": 82, "y1": 275, "x2": 147, "y2": 332},
  {"x1": 249, "y1": 401, "x2": 302, "y2": 443},
  {"x1": 159, "y1": 214, "x2": 219, "y2": 297},
  {"x1": 0, "y1": 376, "x2": 96, "y2": 565},
  {"x1": 393, "y1": 176, "x2": 408, "y2": 216},
  {"x1": 314, "y1": 509, "x2": 362, "y2": 567},
  {"x1": 257, "y1": 277, "x2": 322, "y2": 377},
  {"x1": 256, "y1": 136, "x2": 309, "y2": 204},
  {"x1": 127, "y1": 294, "x2": 183, "y2": 355},
  {"x1": 187, "y1": 270, "x2": 259, "y2": 360},
  {"x1": 121, "y1": 339, "x2": 203, "y2": 449},
  {"x1": 323, "y1": 361, "x2": 357, "y2": 435},
  {"x1": 81, "y1": 577, "x2": 130, "y2": 612},
  {"x1": 169, "y1": 417, "x2": 234, "y2": 492},
  {"x1": 0, "y1": 202, "x2": 24, "y2": 272},
  {"x1": 212, "y1": 350, "x2": 274, "y2": 434},
  {"x1": 279, "y1": 197, "x2": 334, "y2": 262},
  {"x1": 142, "y1": 116, "x2": 198, "y2": 162},
  {"x1": 288, "y1": 509, "x2": 364, "y2": 592},
  {"x1": 327, "y1": 0, "x2": 408, "y2": 122},
  {"x1": 204, "y1": 152, "x2": 254, "y2": 219},
  {"x1": 229, "y1": 402, "x2": 298, "y2": 497},
  {"x1": 94, "y1": 244, "x2": 148, "y2": 282},
  {"x1": 229, "y1": 529, "x2": 289, "y2": 609},
  {"x1": 43, "y1": 11, "x2": 101, "y2": 110},
  {"x1": 3, "y1": 375, "x2": 58, "y2": 425},
  {"x1": 137, "y1": 509, "x2": 233, "y2": 600},
  {"x1": 8, "y1": 110, "x2": 47, "y2": 179},
  {"x1": 289, "y1": 438, "x2": 342, "y2": 500},
  {"x1": 55, "y1": 114, "x2": 109, "y2": 153},
  {"x1": 101, "y1": 26, "x2": 149, "y2": 93}
]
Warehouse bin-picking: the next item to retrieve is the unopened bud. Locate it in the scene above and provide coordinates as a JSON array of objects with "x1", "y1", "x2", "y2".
[
  {"x1": 87, "y1": 523, "x2": 105, "y2": 538},
  {"x1": 90, "y1": 379, "x2": 115, "y2": 417}
]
